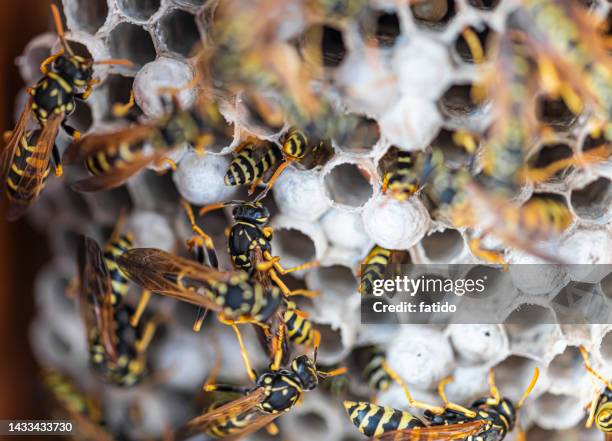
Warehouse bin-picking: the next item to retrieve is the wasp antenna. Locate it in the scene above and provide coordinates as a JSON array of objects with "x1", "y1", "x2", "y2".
[
  {"x1": 516, "y1": 367, "x2": 539, "y2": 410},
  {"x1": 50, "y1": 4, "x2": 74, "y2": 55},
  {"x1": 94, "y1": 58, "x2": 135, "y2": 68}
]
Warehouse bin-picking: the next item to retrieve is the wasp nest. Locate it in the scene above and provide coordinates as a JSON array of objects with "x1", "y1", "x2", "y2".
[{"x1": 16, "y1": 0, "x2": 612, "y2": 440}]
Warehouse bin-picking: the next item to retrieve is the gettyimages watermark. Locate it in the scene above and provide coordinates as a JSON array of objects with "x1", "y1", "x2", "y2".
[{"x1": 360, "y1": 264, "x2": 612, "y2": 324}]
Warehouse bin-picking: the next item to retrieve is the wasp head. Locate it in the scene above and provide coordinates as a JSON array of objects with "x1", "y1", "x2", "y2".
[
  {"x1": 232, "y1": 202, "x2": 269, "y2": 225},
  {"x1": 291, "y1": 355, "x2": 319, "y2": 391}
]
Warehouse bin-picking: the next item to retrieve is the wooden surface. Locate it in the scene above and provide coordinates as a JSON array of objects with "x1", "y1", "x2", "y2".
[{"x1": 0, "y1": 0, "x2": 53, "y2": 427}]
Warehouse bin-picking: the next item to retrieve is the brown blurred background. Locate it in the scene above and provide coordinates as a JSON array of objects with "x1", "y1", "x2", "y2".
[{"x1": 0, "y1": 0, "x2": 54, "y2": 427}]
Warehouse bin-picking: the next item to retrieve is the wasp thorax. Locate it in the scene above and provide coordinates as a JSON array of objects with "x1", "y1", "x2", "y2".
[
  {"x1": 258, "y1": 370, "x2": 302, "y2": 413},
  {"x1": 54, "y1": 54, "x2": 93, "y2": 88}
]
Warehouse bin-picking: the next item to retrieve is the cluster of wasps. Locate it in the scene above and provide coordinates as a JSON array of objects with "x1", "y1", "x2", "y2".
[{"x1": 2, "y1": 0, "x2": 611, "y2": 440}]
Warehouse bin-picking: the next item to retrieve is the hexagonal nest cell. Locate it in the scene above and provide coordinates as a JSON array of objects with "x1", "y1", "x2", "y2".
[
  {"x1": 107, "y1": 22, "x2": 156, "y2": 67},
  {"x1": 466, "y1": 0, "x2": 500, "y2": 10},
  {"x1": 527, "y1": 142, "x2": 575, "y2": 182},
  {"x1": 570, "y1": 177, "x2": 612, "y2": 221},
  {"x1": 421, "y1": 229, "x2": 465, "y2": 262},
  {"x1": 536, "y1": 97, "x2": 578, "y2": 130},
  {"x1": 454, "y1": 24, "x2": 496, "y2": 64},
  {"x1": 158, "y1": 9, "x2": 201, "y2": 57},
  {"x1": 411, "y1": 0, "x2": 456, "y2": 29},
  {"x1": 438, "y1": 83, "x2": 486, "y2": 120},
  {"x1": 116, "y1": 0, "x2": 162, "y2": 22},
  {"x1": 333, "y1": 116, "x2": 380, "y2": 155},
  {"x1": 103, "y1": 74, "x2": 136, "y2": 120},
  {"x1": 69, "y1": 0, "x2": 108, "y2": 34},
  {"x1": 324, "y1": 163, "x2": 373, "y2": 208},
  {"x1": 301, "y1": 24, "x2": 347, "y2": 68},
  {"x1": 359, "y1": 9, "x2": 401, "y2": 47}
]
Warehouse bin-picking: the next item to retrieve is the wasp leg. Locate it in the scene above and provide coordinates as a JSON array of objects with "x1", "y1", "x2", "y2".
[
  {"x1": 226, "y1": 323, "x2": 257, "y2": 382},
  {"x1": 461, "y1": 28, "x2": 484, "y2": 64},
  {"x1": 265, "y1": 423, "x2": 279, "y2": 436},
  {"x1": 267, "y1": 268, "x2": 319, "y2": 298},
  {"x1": 262, "y1": 250, "x2": 320, "y2": 275},
  {"x1": 382, "y1": 361, "x2": 445, "y2": 415},
  {"x1": 62, "y1": 122, "x2": 81, "y2": 141},
  {"x1": 437, "y1": 376, "x2": 477, "y2": 418},
  {"x1": 271, "y1": 322, "x2": 285, "y2": 371},
  {"x1": 194, "y1": 133, "x2": 213, "y2": 156},
  {"x1": 135, "y1": 320, "x2": 156, "y2": 353},
  {"x1": 130, "y1": 290, "x2": 152, "y2": 328},
  {"x1": 580, "y1": 346, "x2": 612, "y2": 389},
  {"x1": 182, "y1": 200, "x2": 219, "y2": 269},
  {"x1": 468, "y1": 238, "x2": 507, "y2": 269},
  {"x1": 52, "y1": 142, "x2": 63, "y2": 177},
  {"x1": 154, "y1": 157, "x2": 177, "y2": 173},
  {"x1": 111, "y1": 90, "x2": 135, "y2": 118},
  {"x1": 199, "y1": 201, "x2": 230, "y2": 217},
  {"x1": 381, "y1": 172, "x2": 390, "y2": 194},
  {"x1": 516, "y1": 368, "x2": 539, "y2": 410},
  {"x1": 253, "y1": 159, "x2": 293, "y2": 201}
]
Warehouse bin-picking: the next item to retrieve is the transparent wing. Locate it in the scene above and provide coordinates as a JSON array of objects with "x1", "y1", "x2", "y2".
[{"x1": 372, "y1": 419, "x2": 488, "y2": 441}]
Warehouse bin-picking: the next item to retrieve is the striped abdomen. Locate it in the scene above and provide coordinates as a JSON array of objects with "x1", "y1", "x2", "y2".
[
  {"x1": 205, "y1": 405, "x2": 259, "y2": 438},
  {"x1": 224, "y1": 143, "x2": 282, "y2": 186},
  {"x1": 5, "y1": 134, "x2": 51, "y2": 207},
  {"x1": 386, "y1": 151, "x2": 419, "y2": 200},
  {"x1": 344, "y1": 401, "x2": 424, "y2": 437},
  {"x1": 282, "y1": 128, "x2": 307, "y2": 159},
  {"x1": 210, "y1": 278, "x2": 282, "y2": 323},
  {"x1": 103, "y1": 233, "x2": 133, "y2": 305},
  {"x1": 363, "y1": 347, "x2": 391, "y2": 392},
  {"x1": 360, "y1": 246, "x2": 391, "y2": 295},
  {"x1": 284, "y1": 306, "x2": 315, "y2": 345},
  {"x1": 85, "y1": 142, "x2": 144, "y2": 176}
]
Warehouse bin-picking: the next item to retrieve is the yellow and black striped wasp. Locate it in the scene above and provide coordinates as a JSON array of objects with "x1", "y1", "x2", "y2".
[
  {"x1": 0, "y1": 5, "x2": 130, "y2": 219},
  {"x1": 178, "y1": 347, "x2": 346, "y2": 440},
  {"x1": 116, "y1": 245, "x2": 284, "y2": 381},
  {"x1": 63, "y1": 93, "x2": 232, "y2": 192},
  {"x1": 43, "y1": 369, "x2": 115, "y2": 441},
  {"x1": 361, "y1": 345, "x2": 392, "y2": 397},
  {"x1": 184, "y1": 200, "x2": 320, "y2": 364},
  {"x1": 345, "y1": 362, "x2": 539, "y2": 440},
  {"x1": 78, "y1": 235, "x2": 156, "y2": 387},
  {"x1": 514, "y1": 0, "x2": 612, "y2": 130},
  {"x1": 224, "y1": 128, "x2": 332, "y2": 198},
  {"x1": 358, "y1": 246, "x2": 411, "y2": 295},
  {"x1": 580, "y1": 346, "x2": 612, "y2": 439}
]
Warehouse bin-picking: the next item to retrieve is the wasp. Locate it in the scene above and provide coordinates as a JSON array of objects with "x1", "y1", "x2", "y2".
[
  {"x1": 224, "y1": 128, "x2": 331, "y2": 198},
  {"x1": 345, "y1": 362, "x2": 539, "y2": 440},
  {"x1": 78, "y1": 235, "x2": 156, "y2": 387},
  {"x1": 224, "y1": 140, "x2": 283, "y2": 190},
  {"x1": 63, "y1": 93, "x2": 232, "y2": 192},
  {"x1": 0, "y1": 5, "x2": 130, "y2": 219},
  {"x1": 178, "y1": 350, "x2": 346, "y2": 440},
  {"x1": 358, "y1": 246, "x2": 411, "y2": 295},
  {"x1": 43, "y1": 369, "x2": 114, "y2": 441},
  {"x1": 184, "y1": 200, "x2": 320, "y2": 365},
  {"x1": 580, "y1": 346, "x2": 612, "y2": 438},
  {"x1": 513, "y1": 0, "x2": 612, "y2": 129},
  {"x1": 117, "y1": 245, "x2": 284, "y2": 381}
]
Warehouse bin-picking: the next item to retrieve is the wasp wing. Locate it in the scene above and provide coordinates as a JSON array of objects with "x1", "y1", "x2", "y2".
[
  {"x1": 0, "y1": 96, "x2": 33, "y2": 185},
  {"x1": 5, "y1": 112, "x2": 62, "y2": 220},
  {"x1": 465, "y1": 182, "x2": 569, "y2": 264},
  {"x1": 78, "y1": 236, "x2": 118, "y2": 362},
  {"x1": 605, "y1": 433, "x2": 612, "y2": 441},
  {"x1": 372, "y1": 419, "x2": 488, "y2": 441},
  {"x1": 180, "y1": 388, "x2": 267, "y2": 436},
  {"x1": 62, "y1": 124, "x2": 154, "y2": 163},
  {"x1": 70, "y1": 152, "x2": 160, "y2": 192},
  {"x1": 223, "y1": 410, "x2": 282, "y2": 441},
  {"x1": 116, "y1": 248, "x2": 235, "y2": 310}
]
